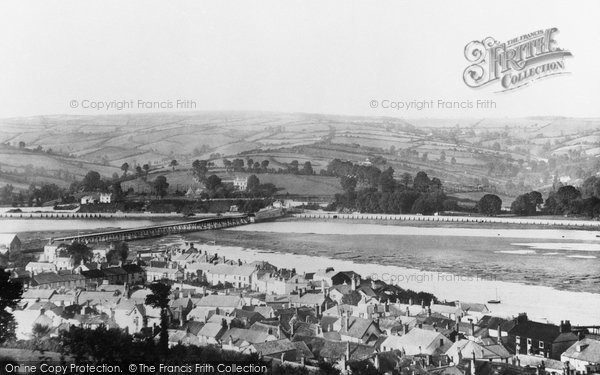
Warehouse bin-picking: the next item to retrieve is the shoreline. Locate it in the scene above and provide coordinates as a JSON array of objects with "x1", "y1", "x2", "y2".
[
  {"x1": 166, "y1": 240, "x2": 600, "y2": 326},
  {"x1": 229, "y1": 221, "x2": 600, "y2": 241}
]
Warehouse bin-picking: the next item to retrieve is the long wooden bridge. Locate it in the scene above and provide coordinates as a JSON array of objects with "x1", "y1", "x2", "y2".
[
  {"x1": 50, "y1": 214, "x2": 251, "y2": 243},
  {"x1": 573, "y1": 325, "x2": 600, "y2": 335}
]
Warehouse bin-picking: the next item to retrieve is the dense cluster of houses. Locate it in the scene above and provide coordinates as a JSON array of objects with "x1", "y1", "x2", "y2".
[{"x1": 6, "y1": 240, "x2": 600, "y2": 375}]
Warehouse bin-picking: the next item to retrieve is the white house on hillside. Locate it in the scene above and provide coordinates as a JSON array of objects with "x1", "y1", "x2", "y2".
[
  {"x1": 233, "y1": 177, "x2": 248, "y2": 191},
  {"x1": 0, "y1": 233, "x2": 21, "y2": 255}
]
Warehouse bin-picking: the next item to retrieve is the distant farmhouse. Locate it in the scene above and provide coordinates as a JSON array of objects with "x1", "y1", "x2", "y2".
[
  {"x1": 233, "y1": 176, "x2": 248, "y2": 191},
  {"x1": 0, "y1": 233, "x2": 22, "y2": 255},
  {"x1": 80, "y1": 193, "x2": 112, "y2": 205}
]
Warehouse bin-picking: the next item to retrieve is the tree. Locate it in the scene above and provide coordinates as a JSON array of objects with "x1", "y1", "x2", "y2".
[
  {"x1": 142, "y1": 163, "x2": 150, "y2": 178},
  {"x1": 0, "y1": 184, "x2": 14, "y2": 204},
  {"x1": 18, "y1": 141, "x2": 26, "y2": 148},
  {"x1": 451, "y1": 156, "x2": 457, "y2": 164},
  {"x1": 32, "y1": 323, "x2": 52, "y2": 351},
  {"x1": 145, "y1": 282, "x2": 171, "y2": 356},
  {"x1": 169, "y1": 160, "x2": 178, "y2": 171},
  {"x1": 379, "y1": 167, "x2": 395, "y2": 193},
  {"x1": 107, "y1": 242, "x2": 129, "y2": 265},
  {"x1": 60, "y1": 326, "x2": 138, "y2": 363},
  {"x1": 411, "y1": 191, "x2": 445, "y2": 215},
  {"x1": 400, "y1": 173, "x2": 413, "y2": 187},
  {"x1": 153, "y1": 175, "x2": 169, "y2": 198},
  {"x1": 0, "y1": 268, "x2": 23, "y2": 343},
  {"x1": 477, "y1": 194, "x2": 502, "y2": 216},
  {"x1": 511, "y1": 194, "x2": 534, "y2": 216},
  {"x1": 121, "y1": 162, "x2": 129, "y2": 176},
  {"x1": 413, "y1": 171, "x2": 431, "y2": 192},
  {"x1": 340, "y1": 176, "x2": 357, "y2": 193},
  {"x1": 110, "y1": 181, "x2": 124, "y2": 202},
  {"x1": 512, "y1": 191, "x2": 544, "y2": 216},
  {"x1": 66, "y1": 242, "x2": 92, "y2": 265},
  {"x1": 301, "y1": 161, "x2": 313, "y2": 175},
  {"x1": 232, "y1": 159, "x2": 244, "y2": 171},
  {"x1": 288, "y1": 160, "x2": 299, "y2": 174},
  {"x1": 81, "y1": 171, "x2": 104, "y2": 192},
  {"x1": 247, "y1": 175, "x2": 260, "y2": 191},
  {"x1": 135, "y1": 165, "x2": 143, "y2": 176},
  {"x1": 430, "y1": 177, "x2": 442, "y2": 191},
  {"x1": 581, "y1": 176, "x2": 600, "y2": 199},
  {"x1": 261, "y1": 160, "x2": 270, "y2": 170},
  {"x1": 439, "y1": 151, "x2": 446, "y2": 162},
  {"x1": 554, "y1": 185, "x2": 582, "y2": 215},
  {"x1": 192, "y1": 160, "x2": 209, "y2": 181},
  {"x1": 205, "y1": 175, "x2": 222, "y2": 191}
]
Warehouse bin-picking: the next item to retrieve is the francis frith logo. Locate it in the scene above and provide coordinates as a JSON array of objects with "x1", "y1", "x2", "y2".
[{"x1": 463, "y1": 28, "x2": 572, "y2": 92}]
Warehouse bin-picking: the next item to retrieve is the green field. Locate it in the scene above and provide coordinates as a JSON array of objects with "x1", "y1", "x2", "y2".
[
  {"x1": 2, "y1": 112, "x2": 599, "y2": 197},
  {"x1": 122, "y1": 169, "x2": 343, "y2": 197}
]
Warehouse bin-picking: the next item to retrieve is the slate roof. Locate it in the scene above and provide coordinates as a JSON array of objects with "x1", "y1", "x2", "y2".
[
  {"x1": 22, "y1": 288, "x2": 56, "y2": 301},
  {"x1": 250, "y1": 321, "x2": 279, "y2": 336},
  {"x1": 562, "y1": 337, "x2": 600, "y2": 363},
  {"x1": 33, "y1": 272, "x2": 85, "y2": 285},
  {"x1": 446, "y1": 339, "x2": 511, "y2": 360},
  {"x1": 508, "y1": 319, "x2": 578, "y2": 343},
  {"x1": 195, "y1": 295, "x2": 243, "y2": 308},
  {"x1": 253, "y1": 339, "x2": 297, "y2": 356},
  {"x1": 380, "y1": 328, "x2": 450, "y2": 355},
  {"x1": 319, "y1": 340, "x2": 376, "y2": 361},
  {"x1": 197, "y1": 322, "x2": 225, "y2": 339},
  {"x1": 80, "y1": 269, "x2": 105, "y2": 279},
  {"x1": 242, "y1": 305, "x2": 275, "y2": 318},
  {"x1": 121, "y1": 264, "x2": 144, "y2": 274},
  {"x1": 338, "y1": 316, "x2": 380, "y2": 340},
  {"x1": 207, "y1": 264, "x2": 256, "y2": 277},
  {"x1": 221, "y1": 328, "x2": 275, "y2": 344},
  {"x1": 232, "y1": 309, "x2": 264, "y2": 322},
  {"x1": 458, "y1": 302, "x2": 490, "y2": 314},
  {"x1": 181, "y1": 321, "x2": 205, "y2": 336}
]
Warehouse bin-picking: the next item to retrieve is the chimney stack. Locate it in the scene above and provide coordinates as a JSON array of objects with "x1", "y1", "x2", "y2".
[
  {"x1": 345, "y1": 341, "x2": 350, "y2": 362},
  {"x1": 345, "y1": 312, "x2": 350, "y2": 331}
]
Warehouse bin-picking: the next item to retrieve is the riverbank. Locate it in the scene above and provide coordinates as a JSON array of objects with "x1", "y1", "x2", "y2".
[
  {"x1": 288, "y1": 212, "x2": 600, "y2": 230},
  {"x1": 135, "y1": 236, "x2": 600, "y2": 326}
]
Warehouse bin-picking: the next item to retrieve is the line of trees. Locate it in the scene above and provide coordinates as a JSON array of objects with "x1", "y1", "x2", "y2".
[
  {"x1": 327, "y1": 159, "x2": 455, "y2": 215},
  {"x1": 200, "y1": 174, "x2": 277, "y2": 199},
  {"x1": 506, "y1": 177, "x2": 600, "y2": 218},
  {"x1": 223, "y1": 158, "x2": 315, "y2": 175}
]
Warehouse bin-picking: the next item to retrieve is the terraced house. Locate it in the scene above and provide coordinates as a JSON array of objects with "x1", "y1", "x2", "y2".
[{"x1": 506, "y1": 313, "x2": 579, "y2": 360}]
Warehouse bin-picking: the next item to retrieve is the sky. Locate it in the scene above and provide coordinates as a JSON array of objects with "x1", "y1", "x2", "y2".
[{"x1": 0, "y1": 0, "x2": 599, "y2": 119}]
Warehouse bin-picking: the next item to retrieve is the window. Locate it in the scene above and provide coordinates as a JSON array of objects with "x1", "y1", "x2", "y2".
[
  {"x1": 516, "y1": 336, "x2": 520, "y2": 342},
  {"x1": 527, "y1": 338, "x2": 532, "y2": 345},
  {"x1": 539, "y1": 342, "x2": 544, "y2": 349}
]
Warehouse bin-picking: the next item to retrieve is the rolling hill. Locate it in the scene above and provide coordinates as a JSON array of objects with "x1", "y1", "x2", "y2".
[{"x1": 1, "y1": 112, "x2": 599, "y2": 196}]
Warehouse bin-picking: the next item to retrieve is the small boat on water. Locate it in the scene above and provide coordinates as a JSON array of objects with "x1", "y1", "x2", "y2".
[{"x1": 488, "y1": 288, "x2": 501, "y2": 304}]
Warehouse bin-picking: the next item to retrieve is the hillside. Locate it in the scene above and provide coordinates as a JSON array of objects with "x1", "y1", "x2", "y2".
[{"x1": 1, "y1": 112, "x2": 599, "y2": 196}]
